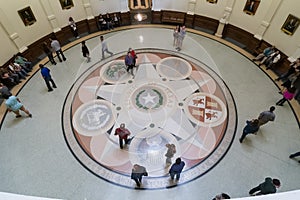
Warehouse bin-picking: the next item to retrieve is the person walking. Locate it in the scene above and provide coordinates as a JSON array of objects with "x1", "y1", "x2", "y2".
[
  {"x1": 249, "y1": 177, "x2": 281, "y2": 196},
  {"x1": 50, "y1": 38, "x2": 66, "y2": 62},
  {"x1": 114, "y1": 123, "x2": 131, "y2": 149},
  {"x1": 173, "y1": 25, "x2": 179, "y2": 47},
  {"x1": 4, "y1": 94, "x2": 32, "y2": 118},
  {"x1": 42, "y1": 42, "x2": 56, "y2": 65},
  {"x1": 176, "y1": 26, "x2": 186, "y2": 51},
  {"x1": 257, "y1": 106, "x2": 275, "y2": 127},
  {"x1": 239, "y1": 119, "x2": 260, "y2": 143},
  {"x1": 165, "y1": 143, "x2": 176, "y2": 165},
  {"x1": 169, "y1": 157, "x2": 185, "y2": 181},
  {"x1": 81, "y1": 41, "x2": 91, "y2": 63},
  {"x1": 131, "y1": 164, "x2": 148, "y2": 187},
  {"x1": 100, "y1": 35, "x2": 113, "y2": 60},
  {"x1": 289, "y1": 151, "x2": 300, "y2": 163},
  {"x1": 69, "y1": 17, "x2": 79, "y2": 39},
  {"x1": 276, "y1": 86, "x2": 296, "y2": 106},
  {"x1": 39, "y1": 64, "x2": 57, "y2": 92},
  {"x1": 125, "y1": 51, "x2": 134, "y2": 76}
]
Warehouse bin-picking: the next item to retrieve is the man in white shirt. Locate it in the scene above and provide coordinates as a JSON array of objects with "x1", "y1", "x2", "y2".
[
  {"x1": 265, "y1": 51, "x2": 281, "y2": 70},
  {"x1": 50, "y1": 38, "x2": 66, "y2": 62},
  {"x1": 100, "y1": 35, "x2": 113, "y2": 60}
]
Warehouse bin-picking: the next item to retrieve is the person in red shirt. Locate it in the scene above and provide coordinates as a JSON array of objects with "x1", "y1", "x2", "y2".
[
  {"x1": 129, "y1": 48, "x2": 137, "y2": 67},
  {"x1": 114, "y1": 123, "x2": 131, "y2": 149}
]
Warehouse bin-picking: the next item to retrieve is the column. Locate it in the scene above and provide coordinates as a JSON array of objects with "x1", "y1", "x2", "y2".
[
  {"x1": 39, "y1": 0, "x2": 61, "y2": 32},
  {"x1": 82, "y1": 0, "x2": 94, "y2": 20},
  {"x1": 215, "y1": 0, "x2": 235, "y2": 37},
  {"x1": 0, "y1": 9, "x2": 27, "y2": 52},
  {"x1": 254, "y1": 0, "x2": 283, "y2": 40},
  {"x1": 187, "y1": 0, "x2": 196, "y2": 15}
]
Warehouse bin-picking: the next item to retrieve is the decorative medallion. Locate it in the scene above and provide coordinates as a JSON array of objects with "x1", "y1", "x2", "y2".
[
  {"x1": 184, "y1": 93, "x2": 227, "y2": 127},
  {"x1": 63, "y1": 50, "x2": 236, "y2": 189}
]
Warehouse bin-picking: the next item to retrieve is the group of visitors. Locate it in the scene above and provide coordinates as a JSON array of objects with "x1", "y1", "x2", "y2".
[
  {"x1": 254, "y1": 47, "x2": 300, "y2": 105},
  {"x1": 237, "y1": 48, "x2": 300, "y2": 196},
  {"x1": 239, "y1": 106, "x2": 275, "y2": 143},
  {"x1": 98, "y1": 13, "x2": 120, "y2": 31},
  {"x1": 1, "y1": 21, "x2": 299, "y2": 198},
  {"x1": 173, "y1": 25, "x2": 186, "y2": 51},
  {"x1": 253, "y1": 45, "x2": 280, "y2": 69},
  {"x1": 41, "y1": 37, "x2": 67, "y2": 66},
  {"x1": 114, "y1": 123, "x2": 185, "y2": 188},
  {"x1": 0, "y1": 55, "x2": 32, "y2": 88},
  {"x1": 124, "y1": 48, "x2": 137, "y2": 76}
]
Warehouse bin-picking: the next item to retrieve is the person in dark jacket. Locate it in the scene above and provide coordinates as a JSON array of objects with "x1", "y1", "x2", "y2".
[
  {"x1": 249, "y1": 177, "x2": 281, "y2": 196},
  {"x1": 239, "y1": 119, "x2": 259, "y2": 143},
  {"x1": 289, "y1": 151, "x2": 300, "y2": 163},
  {"x1": 131, "y1": 164, "x2": 148, "y2": 187},
  {"x1": 81, "y1": 41, "x2": 91, "y2": 62},
  {"x1": 169, "y1": 157, "x2": 185, "y2": 180},
  {"x1": 125, "y1": 51, "x2": 134, "y2": 76},
  {"x1": 42, "y1": 42, "x2": 56, "y2": 65}
]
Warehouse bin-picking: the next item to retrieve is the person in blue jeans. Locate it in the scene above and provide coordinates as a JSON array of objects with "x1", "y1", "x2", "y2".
[
  {"x1": 39, "y1": 64, "x2": 57, "y2": 92},
  {"x1": 169, "y1": 157, "x2": 185, "y2": 180},
  {"x1": 239, "y1": 119, "x2": 260, "y2": 143}
]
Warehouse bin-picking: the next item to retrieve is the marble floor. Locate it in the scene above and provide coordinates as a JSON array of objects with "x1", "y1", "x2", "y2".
[{"x1": 0, "y1": 27, "x2": 299, "y2": 200}]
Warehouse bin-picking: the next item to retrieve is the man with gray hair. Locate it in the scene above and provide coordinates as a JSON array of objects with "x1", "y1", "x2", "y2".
[{"x1": 257, "y1": 106, "x2": 276, "y2": 127}]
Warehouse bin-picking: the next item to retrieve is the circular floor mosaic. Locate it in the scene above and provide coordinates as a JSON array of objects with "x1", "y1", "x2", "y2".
[{"x1": 62, "y1": 50, "x2": 237, "y2": 189}]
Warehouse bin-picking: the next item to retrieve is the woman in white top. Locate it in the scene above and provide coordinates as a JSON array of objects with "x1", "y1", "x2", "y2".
[{"x1": 69, "y1": 17, "x2": 79, "y2": 38}]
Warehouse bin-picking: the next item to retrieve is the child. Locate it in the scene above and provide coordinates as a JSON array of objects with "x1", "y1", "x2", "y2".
[{"x1": 81, "y1": 41, "x2": 91, "y2": 62}]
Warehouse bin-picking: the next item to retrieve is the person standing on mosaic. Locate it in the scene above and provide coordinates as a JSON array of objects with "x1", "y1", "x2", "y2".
[
  {"x1": 100, "y1": 35, "x2": 113, "y2": 60},
  {"x1": 125, "y1": 51, "x2": 134, "y2": 76},
  {"x1": 114, "y1": 123, "x2": 131, "y2": 149},
  {"x1": 165, "y1": 143, "x2": 176, "y2": 165},
  {"x1": 129, "y1": 48, "x2": 138, "y2": 67},
  {"x1": 239, "y1": 119, "x2": 259, "y2": 143},
  {"x1": 257, "y1": 106, "x2": 275, "y2": 127},
  {"x1": 169, "y1": 157, "x2": 185, "y2": 181},
  {"x1": 4, "y1": 94, "x2": 32, "y2": 118},
  {"x1": 39, "y1": 64, "x2": 57, "y2": 92},
  {"x1": 131, "y1": 164, "x2": 148, "y2": 187}
]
